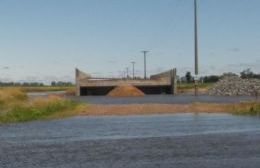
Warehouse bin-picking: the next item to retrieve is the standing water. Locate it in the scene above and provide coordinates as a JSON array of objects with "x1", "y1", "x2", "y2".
[{"x1": 0, "y1": 113, "x2": 260, "y2": 143}]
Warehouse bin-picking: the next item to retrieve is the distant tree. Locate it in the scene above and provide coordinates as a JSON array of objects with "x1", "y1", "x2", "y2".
[
  {"x1": 51, "y1": 81, "x2": 73, "y2": 86},
  {"x1": 240, "y1": 69, "x2": 260, "y2": 79},
  {"x1": 203, "y1": 75, "x2": 220, "y2": 83},
  {"x1": 255, "y1": 74, "x2": 260, "y2": 79},
  {"x1": 57, "y1": 81, "x2": 73, "y2": 86},
  {"x1": 51, "y1": 81, "x2": 56, "y2": 86},
  {"x1": 240, "y1": 69, "x2": 254, "y2": 79},
  {"x1": 0, "y1": 81, "x2": 44, "y2": 86},
  {"x1": 222, "y1": 72, "x2": 238, "y2": 78},
  {"x1": 185, "y1": 72, "x2": 192, "y2": 83}
]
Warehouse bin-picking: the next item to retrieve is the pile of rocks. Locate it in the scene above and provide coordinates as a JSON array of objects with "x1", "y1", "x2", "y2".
[{"x1": 208, "y1": 76, "x2": 260, "y2": 96}]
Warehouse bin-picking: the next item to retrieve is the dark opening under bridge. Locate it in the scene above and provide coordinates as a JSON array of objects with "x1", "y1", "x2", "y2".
[{"x1": 75, "y1": 68, "x2": 177, "y2": 96}]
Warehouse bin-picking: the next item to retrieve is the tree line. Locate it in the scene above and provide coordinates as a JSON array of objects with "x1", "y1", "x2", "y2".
[
  {"x1": 182, "y1": 69, "x2": 260, "y2": 83},
  {"x1": 0, "y1": 81, "x2": 74, "y2": 87}
]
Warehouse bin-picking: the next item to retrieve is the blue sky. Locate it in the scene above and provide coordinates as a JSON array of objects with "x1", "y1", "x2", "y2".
[{"x1": 0, "y1": 0, "x2": 260, "y2": 83}]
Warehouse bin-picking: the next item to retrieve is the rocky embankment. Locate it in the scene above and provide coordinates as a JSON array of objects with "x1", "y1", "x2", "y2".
[{"x1": 209, "y1": 76, "x2": 260, "y2": 96}]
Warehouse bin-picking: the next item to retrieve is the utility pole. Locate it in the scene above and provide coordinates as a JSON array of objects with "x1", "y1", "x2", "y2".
[
  {"x1": 194, "y1": 0, "x2": 199, "y2": 96},
  {"x1": 123, "y1": 71, "x2": 126, "y2": 79},
  {"x1": 142, "y1": 51, "x2": 149, "y2": 79},
  {"x1": 131, "y1": 61, "x2": 135, "y2": 79},
  {"x1": 126, "y1": 67, "x2": 129, "y2": 79}
]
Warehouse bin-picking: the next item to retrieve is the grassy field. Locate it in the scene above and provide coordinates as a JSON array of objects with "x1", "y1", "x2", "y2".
[{"x1": 0, "y1": 88, "x2": 80, "y2": 124}]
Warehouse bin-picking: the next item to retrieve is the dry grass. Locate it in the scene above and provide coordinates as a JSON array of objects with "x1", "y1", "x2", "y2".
[
  {"x1": 0, "y1": 88, "x2": 27, "y2": 111},
  {"x1": 0, "y1": 87, "x2": 27, "y2": 101},
  {"x1": 1, "y1": 86, "x2": 74, "y2": 92},
  {"x1": 76, "y1": 102, "x2": 260, "y2": 116},
  {"x1": 75, "y1": 103, "x2": 235, "y2": 116},
  {"x1": 65, "y1": 87, "x2": 76, "y2": 96},
  {"x1": 232, "y1": 102, "x2": 260, "y2": 115}
]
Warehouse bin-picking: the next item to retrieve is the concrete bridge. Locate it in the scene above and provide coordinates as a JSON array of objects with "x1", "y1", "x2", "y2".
[{"x1": 76, "y1": 68, "x2": 177, "y2": 96}]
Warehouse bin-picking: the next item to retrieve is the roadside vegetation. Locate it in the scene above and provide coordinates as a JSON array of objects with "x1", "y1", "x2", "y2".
[
  {"x1": 0, "y1": 86, "x2": 259, "y2": 124},
  {"x1": 178, "y1": 82, "x2": 213, "y2": 90},
  {"x1": 233, "y1": 102, "x2": 260, "y2": 116},
  {"x1": 76, "y1": 102, "x2": 260, "y2": 116},
  {"x1": 0, "y1": 88, "x2": 80, "y2": 124}
]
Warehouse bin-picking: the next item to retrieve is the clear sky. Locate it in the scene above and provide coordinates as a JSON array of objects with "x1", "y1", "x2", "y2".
[{"x1": 0, "y1": 0, "x2": 260, "y2": 83}]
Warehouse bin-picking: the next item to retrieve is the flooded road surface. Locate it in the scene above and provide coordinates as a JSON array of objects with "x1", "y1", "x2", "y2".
[
  {"x1": 1, "y1": 113, "x2": 260, "y2": 168},
  {"x1": 71, "y1": 94, "x2": 257, "y2": 104}
]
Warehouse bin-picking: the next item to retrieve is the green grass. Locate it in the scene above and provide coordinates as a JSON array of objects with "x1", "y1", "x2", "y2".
[
  {"x1": 177, "y1": 82, "x2": 214, "y2": 90},
  {"x1": 0, "y1": 88, "x2": 80, "y2": 124},
  {"x1": 0, "y1": 99, "x2": 78, "y2": 123}
]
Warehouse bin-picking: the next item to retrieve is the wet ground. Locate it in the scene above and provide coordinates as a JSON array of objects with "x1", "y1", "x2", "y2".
[
  {"x1": 1, "y1": 113, "x2": 260, "y2": 168},
  {"x1": 71, "y1": 94, "x2": 256, "y2": 104},
  {"x1": 27, "y1": 91, "x2": 257, "y2": 104}
]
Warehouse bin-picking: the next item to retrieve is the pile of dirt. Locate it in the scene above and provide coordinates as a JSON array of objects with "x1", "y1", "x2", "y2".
[{"x1": 107, "y1": 85, "x2": 145, "y2": 97}]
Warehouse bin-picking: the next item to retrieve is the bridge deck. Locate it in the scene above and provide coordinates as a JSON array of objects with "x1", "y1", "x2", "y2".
[{"x1": 78, "y1": 79, "x2": 170, "y2": 87}]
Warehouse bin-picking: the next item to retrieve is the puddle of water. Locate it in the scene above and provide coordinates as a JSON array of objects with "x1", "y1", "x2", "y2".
[
  {"x1": 1, "y1": 113, "x2": 260, "y2": 143},
  {"x1": 27, "y1": 91, "x2": 66, "y2": 97}
]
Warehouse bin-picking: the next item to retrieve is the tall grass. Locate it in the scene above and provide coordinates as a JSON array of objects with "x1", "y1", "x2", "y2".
[
  {"x1": 233, "y1": 102, "x2": 260, "y2": 116},
  {"x1": 0, "y1": 88, "x2": 27, "y2": 110},
  {"x1": 0, "y1": 88, "x2": 79, "y2": 124}
]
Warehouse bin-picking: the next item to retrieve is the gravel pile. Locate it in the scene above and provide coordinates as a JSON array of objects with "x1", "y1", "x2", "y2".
[{"x1": 209, "y1": 76, "x2": 260, "y2": 96}]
